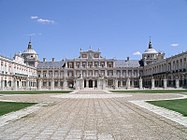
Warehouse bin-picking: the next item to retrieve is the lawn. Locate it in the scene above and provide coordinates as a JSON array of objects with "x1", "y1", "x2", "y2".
[
  {"x1": 0, "y1": 102, "x2": 36, "y2": 116},
  {"x1": 111, "y1": 90, "x2": 187, "y2": 93},
  {"x1": 147, "y1": 99, "x2": 187, "y2": 116},
  {"x1": 0, "y1": 90, "x2": 72, "y2": 94}
]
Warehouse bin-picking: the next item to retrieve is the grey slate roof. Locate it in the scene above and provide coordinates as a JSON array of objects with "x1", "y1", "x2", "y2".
[
  {"x1": 37, "y1": 60, "x2": 140, "y2": 68},
  {"x1": 37, "y1": 61, "x2": 65, "y2": 69},
  {"x1": 115, "y1": 60, "x2": 140, "y2": 68}
]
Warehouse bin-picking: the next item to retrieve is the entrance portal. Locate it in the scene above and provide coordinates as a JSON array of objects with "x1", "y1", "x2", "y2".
[{"x1": 89, "y1": 80, "x2": 93, "y2": 88}]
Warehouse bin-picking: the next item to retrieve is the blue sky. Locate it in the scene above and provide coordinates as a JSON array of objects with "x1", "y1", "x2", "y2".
[{"x1": 0, "y1": 0, "x2": 187, "y2": 61}]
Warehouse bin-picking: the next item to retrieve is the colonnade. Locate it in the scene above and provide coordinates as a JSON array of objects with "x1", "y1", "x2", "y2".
[
  {"x1": 143, "y1": 74, "x2": 187, "y2": 89},
  {"x1": 0, "y1": 75, "x2": 37, "y2": 90}
]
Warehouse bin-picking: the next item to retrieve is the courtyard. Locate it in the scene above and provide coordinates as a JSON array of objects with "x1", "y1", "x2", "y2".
[{"x1": 0, "y1": 90, "x2": 187, "y2": 140}]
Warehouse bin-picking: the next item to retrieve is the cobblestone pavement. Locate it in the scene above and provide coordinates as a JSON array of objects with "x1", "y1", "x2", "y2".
[{"x1": 0, "y1": 90, "x2": 187, "y2": 140}]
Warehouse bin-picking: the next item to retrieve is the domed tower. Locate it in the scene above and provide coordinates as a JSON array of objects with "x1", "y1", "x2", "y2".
[
  {"x1": 21, "y1": 41, "x2": 39, "y2": 67},
  {"x1": 142, "y1": 39, "x2": 164, "y2": 65}
]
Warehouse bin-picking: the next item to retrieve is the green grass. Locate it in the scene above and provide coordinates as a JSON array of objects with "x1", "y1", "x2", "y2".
[
  {"x1": 0, "y1": 102, "x2": 36, "y2": 116},
  {"x1": 147, "y1": 99, "x2": 187, "y2": 116},
  {"x1": 111, "y1": 90, "x2": 187, "y2": 93},
  {"x1": 0, "y1": 90, "x2": 72, "y2": 94}
]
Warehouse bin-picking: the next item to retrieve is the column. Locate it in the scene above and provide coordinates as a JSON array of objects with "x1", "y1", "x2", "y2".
[
  {"x1": 51, "y1": 79, "x2": 54, "y2": 90},
  {"x1": 19, "y1": 80, "x2": 22, "y2": 90},
  {"x1": 115, "y1": 79, "x2": 118, "y2": 88},
  {"x1": 2, "y1": 78, "x2": 4, "y2": 90},
  {"x1": 151, "y1": 77, "x2": 155, "y2": 89},
  {"x1": 80, "y1": 79, "x2": 83, "y2": 89},
  {"x1": 120, "y1": 80, "x2": 123, "y2": 87},
  {"x1": 38, "y1": 79, "x2": 41, "y2": 90},
  {"x1": 58, "y1": 80, "x2": 60, "y2": 89},
  {"x1": 163, "y1": 78, "x2": 167, "y2": 89},
  {"x1": 182, "y1": 75, "x2": 185, "y2": 87},
  {"x1": 93, "y1": 80, "x2": 95, "y2": 88},
  {"x1": 131, "y1": 79, "x2": 134, "y2": 88},
  {"x1": 75, "y1": 79, "x2": 78, "y2": 90},
  {"x1": 87, "y1": 70, "x2": 88, "y2": 77},
  {"x1": 41, "y1": 70, "x2": 43, "y2": 78},
  {"x1": 126, "y1": 78, "x2": 130, "y2": 89},
  {"x1": 98, "y1": 79, "x2": 101, "y2": 89},
  {"x1": 175, "y1": 79, "x2": 179, "y2": 88},
  {"x1": 14, "y1": 78, "x2": 17, "y2": 90},
  {"x1": 63, "y1": 79, "x2": 68, "y2": 89},
  {"x1": 105, "y1": 70, "x2": 107, "y2": 77},
  {"x1": 27, "y1": 79, "x2": 30, "y2": 90},
  {"x1": 103, "y1": 79, "x2": 106, "y2": 89},
  {"x1": 105, "y1": 61, "x2": 107, "y2": 68},
  {"x1": 86, "y1": 80, "x2": 89, "y2": 88},
  {"x1": 139, "y1": 77, "x2": 143, "y2": 89}
]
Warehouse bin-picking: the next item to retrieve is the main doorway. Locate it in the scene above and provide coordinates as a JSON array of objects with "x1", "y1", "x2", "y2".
[{"x1": 89, "y1": 80, "x2": 93, "y2": 88}]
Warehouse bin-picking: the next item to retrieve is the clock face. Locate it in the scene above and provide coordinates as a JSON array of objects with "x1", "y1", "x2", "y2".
[{"x1": 26, "y1": 55, "x2": 35, "y2": 59}]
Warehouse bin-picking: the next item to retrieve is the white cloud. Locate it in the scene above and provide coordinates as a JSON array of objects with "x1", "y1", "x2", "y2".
[
  {"x1": 171, "y1": 43, "x2": 179, "y2": 47},
  {"x1": 25, "y1": 33, "x2": 42, "y2": 37},
  {"x1": 37, "y1": 18, "x2": 55, "y2": 24},
  {"x1": 30, "y1": 16, "x2": 39, "y2": 19},
  {"x1": 26, "y1": 33, "x2": 36, "y2": 36},
  {"x1": 30, "y1": 16, "x2": 55, "y2": 24},
  {"x1": 133, "y1": 51, "x2": 141, "y2": 56}
]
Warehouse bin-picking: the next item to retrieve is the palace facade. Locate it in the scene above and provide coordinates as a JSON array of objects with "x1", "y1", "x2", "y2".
[{"x1": 0, "y1": 41, "x2": 187, "y2": 90}]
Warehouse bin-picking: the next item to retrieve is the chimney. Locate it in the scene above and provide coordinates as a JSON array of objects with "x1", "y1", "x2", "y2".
[
  {"x1": 43, "y1": 58, "x2": 46, "y2": 62},
  {"x1": 52, "y1": 58, "x2": 55, "y2": 62}
]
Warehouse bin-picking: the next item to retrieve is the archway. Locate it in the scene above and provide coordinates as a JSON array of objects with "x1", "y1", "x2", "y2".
[{"x1": 89, "y1": 80, "x2": 93, "y2": 88}]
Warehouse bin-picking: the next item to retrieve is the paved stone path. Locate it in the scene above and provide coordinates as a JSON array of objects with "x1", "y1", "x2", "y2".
[{"x1": 0, "y1": 90, "x2": 187, "y2": 140}]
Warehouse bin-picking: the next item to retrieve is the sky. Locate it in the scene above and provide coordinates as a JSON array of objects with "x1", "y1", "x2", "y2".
[{"x1": 0, "y1": 0, "x2": 187, "y2": 61}]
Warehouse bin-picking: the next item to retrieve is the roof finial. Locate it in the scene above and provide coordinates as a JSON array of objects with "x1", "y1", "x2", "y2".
[
  {"x1": 28, "y1": 37, "x2": 32, "y2": 49},
  {"x1": 29, "y1": 36, "x2": 32, "y2": 42},
  {"x1": 89, "y1": 45, "x2": 92, "y2": 50},
  {"x1": 148, "y1": 36, "x2": 152, "y2": 49}
]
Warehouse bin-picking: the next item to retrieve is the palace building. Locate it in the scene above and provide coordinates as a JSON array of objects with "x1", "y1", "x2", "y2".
[{"x1": 0, "y1": 41, "x2": 187, "y2": 90}]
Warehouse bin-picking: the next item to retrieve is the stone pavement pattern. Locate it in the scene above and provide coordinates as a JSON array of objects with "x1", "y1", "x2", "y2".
[{"x1": 0, "y1": 90, "x2": 187, "y2": 140}]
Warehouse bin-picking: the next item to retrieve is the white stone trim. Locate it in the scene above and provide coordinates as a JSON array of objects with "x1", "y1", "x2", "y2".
[
  {"x1": 130, "y1": 94, "x2": 187, "y2": 127},
  {"x1": 0, "y1": 102, "x2": 46, "y2": 127}
]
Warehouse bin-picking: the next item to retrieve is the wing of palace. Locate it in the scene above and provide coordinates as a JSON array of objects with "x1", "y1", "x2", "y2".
[{"x1": 0, "y1": 41, "x2": 187, "y2": 90}]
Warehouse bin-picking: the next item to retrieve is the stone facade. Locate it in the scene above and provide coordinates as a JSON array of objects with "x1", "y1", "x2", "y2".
[
  {"x1": 0, "y1": 53, "x2": 37, "y2": 91},
  {"x1": 0, "y1": 40, "x2": 187, "y2": 90},
  {"x1": 37, "y1": 49, "x2": 142, "y2": 90}
]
